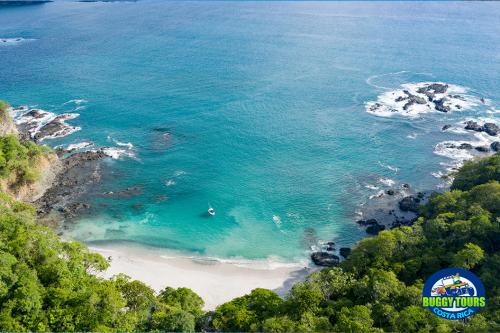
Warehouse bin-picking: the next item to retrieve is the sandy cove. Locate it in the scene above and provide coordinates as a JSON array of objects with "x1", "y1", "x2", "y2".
[{"x1": 90, "y1": 242, "x2": 315, "y2": 310}]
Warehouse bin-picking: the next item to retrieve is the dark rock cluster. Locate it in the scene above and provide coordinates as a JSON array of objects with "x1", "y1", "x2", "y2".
[
  {"x1": 36, "y1": 150, "x2": 106, "y2": 219},
  {"x1": 464, "y1": 120, "x2": 499, "y2": 136},
  {"x1": 311, "y1": 252, "x2": 340, "y2": 267},
  {"x1": 398, "y1": 195, "x2": 421, "y2": 213},
  {"x1": 415, "y1": 83, "x2": 452, "y2": 112},
  {"x1": 395, "y1": 90, "x2": 427, "y2": 111}
]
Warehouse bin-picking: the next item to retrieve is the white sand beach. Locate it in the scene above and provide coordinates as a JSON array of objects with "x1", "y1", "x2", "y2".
[{"x1": 90, "y1": 242, "x2": 314, "y2": 310}]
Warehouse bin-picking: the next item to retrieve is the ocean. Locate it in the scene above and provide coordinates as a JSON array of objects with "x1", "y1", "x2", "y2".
[{"x1": 1, "y1": 0, "x2": 499, "y2": 262}]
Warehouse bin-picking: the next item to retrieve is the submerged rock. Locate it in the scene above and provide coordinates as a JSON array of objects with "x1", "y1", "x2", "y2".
[
  {"x1": 311, "y1": 252, "x2": 340, "y2": 267},
  {"x1": 442, "y1": 124, "x2": 452, "y2": 131},
  {"x1": 102, "y1": 186, "x2": 143, "y2": 198}
]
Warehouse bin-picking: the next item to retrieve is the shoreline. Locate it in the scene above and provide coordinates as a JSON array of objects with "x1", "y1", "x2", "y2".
[{"x1": 89, "y1": 241, "x2": 315, "y2": 310}]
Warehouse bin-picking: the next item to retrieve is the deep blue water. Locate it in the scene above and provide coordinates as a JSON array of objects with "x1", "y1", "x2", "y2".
[{"x1": 1, "y1": 1, "x2": 499, "y2": 261}]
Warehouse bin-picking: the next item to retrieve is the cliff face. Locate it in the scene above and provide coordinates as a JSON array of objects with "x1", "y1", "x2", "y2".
[
  {"x1": 0, "y1": 103, "x2": 18, "y2": 136},
  {"x1": 0, "y1": 102, "x2": 62, "y2": 203},
  {"x1": 4, "y1": 153, "x2": 62, "y2": 203}
]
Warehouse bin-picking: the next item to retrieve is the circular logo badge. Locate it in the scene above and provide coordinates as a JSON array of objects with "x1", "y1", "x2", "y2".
[{"x1": 422, "y1": 268, "x2": 486, "y2": 320}]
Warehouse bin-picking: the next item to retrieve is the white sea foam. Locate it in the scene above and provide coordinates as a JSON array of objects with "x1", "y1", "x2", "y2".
[
  {"x1": 272, "y1": 215, "x2": 282, "y2": 227},
  {"x1": 66, "y1": 141, "x2": 94, "y2": 151},
  {"x1": 433, "y1": 123, "x2": 498, "y2": 181},
  {"x1": 364, "y1": 184, "x2": 379, "y2": 191},
  {"x1": 174, "y1": 170, "x2": 186, "y2": 177},
  {"x1": 74, "y1": 105, "x2": 87, "y2": 111},
  {"x1": 378, "y1": 177, "x2": 396, "y2": 187},
  {"x1": 434, "y1": 141, "x2": 475, "y2": 161},
  {"x1": 107, "y1": 135, "x2": 134, "y2": 149},
  {"x1": 101, "y1": 147, "x2": 136, "y2": 160},
  {"x1": 369, "y1": 190, "x2": 385, "y2": 200},
  {"x1": 64, "y1": 99, "x2": 88, "y2": 105},
  {"x1": 139, "y1": 212, "x2": 155, "y2": 225},
  {"x1": 115, "y1": 140, "x2": 134, "y2": 149},
  {"x1": 366, "y1": 82, "x2": 480, "y2": 118},
  {"x1": 165, "y1": 179, "x2": 176, "y2": 187},
  {"x1": 103, "y1": 135, "x2": 136, "y2": 159},
  {"x1": 193, "y1": 255, "x2": 308, "y2": 270},
  {"x1": 365, "y1": 70, "x2": 411, "y2": 90},
  {"x1": 0, "y1": 37, "x2": 35, "y2": 46},
  {"x1": 378, "y1": 161, "x2": 399, "y2": 172}
]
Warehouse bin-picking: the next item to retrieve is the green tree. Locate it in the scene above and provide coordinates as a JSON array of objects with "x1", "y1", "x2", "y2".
[
  {"x1": 158, "y1": 287, "x2": 204, "y2": 318},
  {"x1": 452, "y1": 243, "x2": 485, "y2": 269},
  {"x1": 333, "y1": 305, "x2": 374, "y2": 333}
]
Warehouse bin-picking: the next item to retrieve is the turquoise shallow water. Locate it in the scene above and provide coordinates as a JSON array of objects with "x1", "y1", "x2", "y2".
[{"x1": 1, "y1": 1, "x2": 499, "y2": 261}]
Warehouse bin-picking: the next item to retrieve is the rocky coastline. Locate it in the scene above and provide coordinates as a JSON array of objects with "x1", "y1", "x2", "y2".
[
  {"x1": 311, "y1": 81, "x2": 499, "y2": 267},
  {"x1": 1, "y1": 105, "x2": 110, "y2": 225},
  {"x1": 310, "y1": 186, "x2": 427, "y2": 267}
]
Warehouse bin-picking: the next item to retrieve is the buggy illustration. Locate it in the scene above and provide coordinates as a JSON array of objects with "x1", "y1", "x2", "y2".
[{"x1": 431, "y1": 273, "x2": 475, "y2": 297}]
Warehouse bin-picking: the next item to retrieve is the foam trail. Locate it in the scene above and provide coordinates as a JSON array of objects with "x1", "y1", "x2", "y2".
[
  {"x1": 66, "y1": 141, "x2": 94, "y2": 151},
  {"x1": 365, "y1": 71, "x2": 410, "y2": 90},
  {"x1": 64, "y1": 99, "x2": 88, "y2": 105},
  {"x1": 378, "y1": 161, "x2": 399, "y2": 172},
  {"x1": 101, "y1": 147, "x2": 136, "y2": 160},
  {"x1": 378, "y1": 177, "x2": 395, "y2": 187}
]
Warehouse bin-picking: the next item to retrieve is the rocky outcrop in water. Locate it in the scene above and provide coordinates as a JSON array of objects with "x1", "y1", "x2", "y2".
[
  {"x1": 396, "y1": 90, "x2": 427, "y2": 111},
  {"x1": 433, "y1": 98, "x2": 451, "y2": 113},
  {"x1": 311, "y1": 252, "x2": 340, "y2": 267},
  {"x1": 398, "y1": 195, "x2": 421, "y2": 213},
  {"x1": 483, "y1": 123, "x2": 500, "y2": 136},
  {"x1": 464, "y1": 121, "x2": 500, "y2": 137},
  {"x1": 417, "y1": 83, "x2": 448, "y2": 98}
]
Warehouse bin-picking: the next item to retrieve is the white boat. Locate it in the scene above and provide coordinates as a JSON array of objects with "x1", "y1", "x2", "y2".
[{"x1": 208, "y1": 207, "x2": 215, "y2": 216}]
